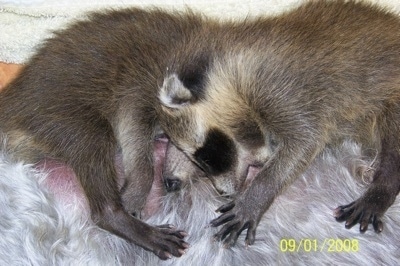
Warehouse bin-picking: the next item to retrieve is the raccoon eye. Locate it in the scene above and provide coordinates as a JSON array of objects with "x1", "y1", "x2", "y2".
[{"x1": 194, "y1": 129, "x2": 236, "y2": 175}]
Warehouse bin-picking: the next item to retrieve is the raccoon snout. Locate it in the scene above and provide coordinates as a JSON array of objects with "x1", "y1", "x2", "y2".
[{"x1": 164, "y1": 177, "x2": 182, "y2": 192}]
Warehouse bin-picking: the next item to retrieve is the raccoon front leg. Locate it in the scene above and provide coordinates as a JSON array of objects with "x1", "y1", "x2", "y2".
[
  {"x1": 118, "y1": 135, "x2": 154, "y2": 218},
  {"x1": 66, "y1": 117, "x2": 188, "y2": 260},
  {"x1": 335, "y1": 135, "x2": 400, "y2": 232},
  {"x1": 211, "y1": 139, "x2": 322, "y2": 247},
  {"x1": 73, "y1": 147, "x2": 187, "y2": 259},
  {"x1": 116, "y1": 107, "x2": 157, "y2": 218}
]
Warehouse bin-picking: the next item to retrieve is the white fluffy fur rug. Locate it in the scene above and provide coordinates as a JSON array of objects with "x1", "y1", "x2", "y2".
[{"x1": 0, "y1": 141, "x2": 399, "y2": 265}]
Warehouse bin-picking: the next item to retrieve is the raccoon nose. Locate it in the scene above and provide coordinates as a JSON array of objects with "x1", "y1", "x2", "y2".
[{"x1": 164, "y1": 177, "x2": 182, "y2": 192}]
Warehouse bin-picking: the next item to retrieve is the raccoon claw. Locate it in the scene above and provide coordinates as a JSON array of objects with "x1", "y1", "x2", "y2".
[
  {"x1": 210, "y1": 200, "x2": 259, "y2": 248},
  {"x1": 334, "y1": 185, "x2": 396, "y2": 233},
  {"x1": 157, "y1": 224, "x2": 188, "y2": 238},
  {"x1": 215, "y1": 201, "x2": 235, "y2": 213},
  {"x1": 212, "y1": 219, "x2": 256, "y2": 248},
  {"x1": 335, "y1": 202, "x2": 384, "y2": 233}
]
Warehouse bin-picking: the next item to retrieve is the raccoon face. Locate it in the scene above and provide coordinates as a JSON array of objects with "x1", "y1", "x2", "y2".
[
  {"x1": 158, "y1": 73, "x2": 237, "y2": 176},
  {"x1": 163, "y1": 140, "x2": 207, "y2": 193},
  {"x1": 163, "y1": 140, "x2": 239, "y2": 197},
  {"x1": 158, "y1": 56, "x2": 275, "y2": 194}
]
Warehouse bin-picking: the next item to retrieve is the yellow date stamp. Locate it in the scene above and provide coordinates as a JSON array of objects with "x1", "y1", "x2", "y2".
[{"x1": 279, "y1": 238, "x2": 359, "y2": 253}]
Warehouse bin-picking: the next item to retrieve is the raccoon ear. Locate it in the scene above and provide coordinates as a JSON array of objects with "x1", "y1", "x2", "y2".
[{"x1": 159, "y1": 74, "x2": 194, "y2": 109}]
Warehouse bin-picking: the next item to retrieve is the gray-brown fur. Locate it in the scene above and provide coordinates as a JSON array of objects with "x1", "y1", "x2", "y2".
[
  {"x1": 157, "y1": 0, "x2": 400, "y2": 247},
  {"x1": 0, "y1": 8, "x2": 210, "y2": 259},
  {"x1": 1, "y1": 0, "x2": 400, "y2": 254}
]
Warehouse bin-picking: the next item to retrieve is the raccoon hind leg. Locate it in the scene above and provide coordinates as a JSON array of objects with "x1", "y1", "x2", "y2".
[{"x1": 335, "y1": 108, "x2": 400, "y2": 233}]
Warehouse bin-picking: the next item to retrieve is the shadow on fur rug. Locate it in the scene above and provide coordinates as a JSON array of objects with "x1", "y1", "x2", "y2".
[{"x1": 0, "y1": 141, "x2": 399, "y2": 265}]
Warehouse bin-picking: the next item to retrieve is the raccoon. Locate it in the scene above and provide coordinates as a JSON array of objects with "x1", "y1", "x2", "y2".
[
  {"x1": 157, "y1": 0, "x2": 400, "y2": 247},
  {"x1": 0, "y1": 8, "x2": 213, "y2": 259}
]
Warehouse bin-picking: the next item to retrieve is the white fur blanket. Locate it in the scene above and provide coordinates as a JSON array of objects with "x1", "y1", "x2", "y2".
[{"x1": 0, "y1": 141, "x2": 399, "y2": 265}]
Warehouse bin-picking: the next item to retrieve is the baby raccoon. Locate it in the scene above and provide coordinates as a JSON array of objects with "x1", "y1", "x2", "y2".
[
  {"x1": 157, "y1": 0, "x2": 400, "y2": 247},
  {"x1": 0, "y1": 8, "x2": 209, "y2": 259}
]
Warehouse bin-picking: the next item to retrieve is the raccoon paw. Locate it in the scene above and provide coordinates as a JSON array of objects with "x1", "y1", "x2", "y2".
[
  {"x1": 96, "y1": 208, "x2": 189, "y2": 260},
  {"x1": 146, "y1": 224, "x2": 190, "y2": 260},
  {"x1": 210, "y1": 200, "x2": 259, "y2": 248},
  {"x1": 335, "y1": 201, "x2": 384, "y2": 233},
  {"x1": 334, "y1": 185, "x2": 396, "y2": 233}
]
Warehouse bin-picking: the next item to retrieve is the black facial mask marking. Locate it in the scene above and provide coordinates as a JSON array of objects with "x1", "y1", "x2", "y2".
[{"x1": 194, "y1": 129, "x2": 236, "y2": 175}]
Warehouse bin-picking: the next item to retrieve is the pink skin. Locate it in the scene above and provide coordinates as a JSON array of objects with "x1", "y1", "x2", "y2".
[
  {"x1": 242, "y1": 165, "x2": 262, "y2": 192},
  {"x1": 143, "y1": 135, "x2": 169, "y2": 218},
  {"x1": 37, "y1": 159, "x2": 89, "y2": 211},
  {"x1": 36, "y1": 137, "x2": 169, "y2": 219}
]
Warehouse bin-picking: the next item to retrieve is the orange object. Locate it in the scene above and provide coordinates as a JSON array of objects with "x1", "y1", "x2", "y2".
[{"x1": 0, "y1": 62, "x2": 23, "y2": 91}]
